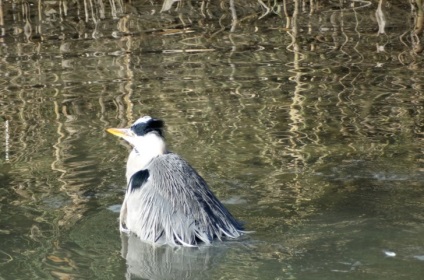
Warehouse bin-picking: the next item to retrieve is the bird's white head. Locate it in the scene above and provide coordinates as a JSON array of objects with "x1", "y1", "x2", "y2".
[{"x1": 107, "y1": 116, "x2": 167, "y2": 179}]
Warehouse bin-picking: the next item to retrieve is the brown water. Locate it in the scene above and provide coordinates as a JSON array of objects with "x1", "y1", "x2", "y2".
[{"x1": 1, "y1": 1, "x2": 424, "y2": 279}]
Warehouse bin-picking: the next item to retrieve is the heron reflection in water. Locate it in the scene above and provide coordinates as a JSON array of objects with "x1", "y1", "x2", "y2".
[{"x1": 107, "y1": 116, "x2": 244, "y2": 246}]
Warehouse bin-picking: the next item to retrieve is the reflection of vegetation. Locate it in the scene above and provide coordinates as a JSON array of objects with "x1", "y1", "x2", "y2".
[
  {"x1": 1, "y1": 0, "x2": 423, "y2": 55},
  {"x1": 1, "y1": 0, "x2": 422, "y2": 233}
]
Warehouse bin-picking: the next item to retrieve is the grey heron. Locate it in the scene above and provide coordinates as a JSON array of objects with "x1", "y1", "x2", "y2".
[{"x1": 107, "y1": 116, "x2": 244, "y2": 246}]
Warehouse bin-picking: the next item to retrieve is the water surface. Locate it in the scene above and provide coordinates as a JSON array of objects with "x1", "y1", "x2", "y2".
[{"x1": 1, "y1": 1, "x2": 423, "y2": 279}]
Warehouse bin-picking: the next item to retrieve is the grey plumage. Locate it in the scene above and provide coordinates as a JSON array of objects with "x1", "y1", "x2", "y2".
[{"x1": 107, "y1": 116, "x2": 244, "y2": 247}]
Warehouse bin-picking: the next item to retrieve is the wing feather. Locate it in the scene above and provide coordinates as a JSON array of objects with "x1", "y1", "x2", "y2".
[{"x1": 123, "y1": 153, "x2": 243, "y2": 246}]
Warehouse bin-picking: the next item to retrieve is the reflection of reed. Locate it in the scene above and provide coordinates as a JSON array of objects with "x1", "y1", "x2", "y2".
[
  {"x1": 2, "y1": 0, "x2": 421, "y2": 209},
  {"x1": 0, "y1": 41, "x2": 137, "y2": 276},
  {"x1": 51, "y1": 102, "x2": 89, "y2": 228},
  {"x1": 1, "y1": 1, "x2": 423, "y2": 66},
  {"x1": 0, "y1": 1, "x2": 4, "y2": 43}
]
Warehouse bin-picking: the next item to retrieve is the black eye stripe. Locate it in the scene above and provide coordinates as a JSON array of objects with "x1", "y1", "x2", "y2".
[{"x1": 131, "y1": 119, "x2": 164, "y2": 137}]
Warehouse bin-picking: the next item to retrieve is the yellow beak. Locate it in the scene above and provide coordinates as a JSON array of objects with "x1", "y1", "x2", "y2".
[{"x1": 106, "y1": 128, "x2": 132, "y2": 138}]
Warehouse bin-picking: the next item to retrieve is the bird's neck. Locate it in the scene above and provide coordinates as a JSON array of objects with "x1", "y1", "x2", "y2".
[{"x1": 125, "y1": 133, "x2": 166, "y2": 182}]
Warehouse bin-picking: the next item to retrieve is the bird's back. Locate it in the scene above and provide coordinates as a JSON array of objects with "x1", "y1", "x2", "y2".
[{"x1": 123, "y1": 153, "x2": 243, "y2": 246}]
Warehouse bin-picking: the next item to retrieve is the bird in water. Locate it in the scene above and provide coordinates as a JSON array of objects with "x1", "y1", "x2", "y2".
[{"x1": 107, "y1": 116, "x2": 244, "y2": 246}]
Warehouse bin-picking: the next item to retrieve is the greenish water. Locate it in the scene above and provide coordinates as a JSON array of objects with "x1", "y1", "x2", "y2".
[{"x1": 1, "y1": 1, "x2": 424, "y2": 279}]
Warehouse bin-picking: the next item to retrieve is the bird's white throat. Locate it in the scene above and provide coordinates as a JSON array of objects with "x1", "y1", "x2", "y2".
[{"x1": 125, "y1": 133, "x2": 166, "y2": 182}]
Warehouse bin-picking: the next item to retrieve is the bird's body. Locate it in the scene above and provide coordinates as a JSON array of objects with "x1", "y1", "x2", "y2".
[{"x1": 107, "y1": 116, "x2": 243, "y2": 246}]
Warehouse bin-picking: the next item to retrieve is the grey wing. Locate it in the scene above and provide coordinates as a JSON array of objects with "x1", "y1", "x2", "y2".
[
  {"x1": 125, "y1": 153, "x2": 243, "y2": 246},
  {"x1": 123, "y1": 168, "x2": 170, "y2": 244}
]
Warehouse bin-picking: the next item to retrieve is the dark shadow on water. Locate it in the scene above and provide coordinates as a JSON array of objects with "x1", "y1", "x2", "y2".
[{"x1": 120, "y1": 233, "x2": 228, "y2": 280}]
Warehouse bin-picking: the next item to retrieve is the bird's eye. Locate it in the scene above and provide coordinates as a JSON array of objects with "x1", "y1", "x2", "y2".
[{"x1": 131, "y1": 123, "x2": 147, "y2": 136}]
